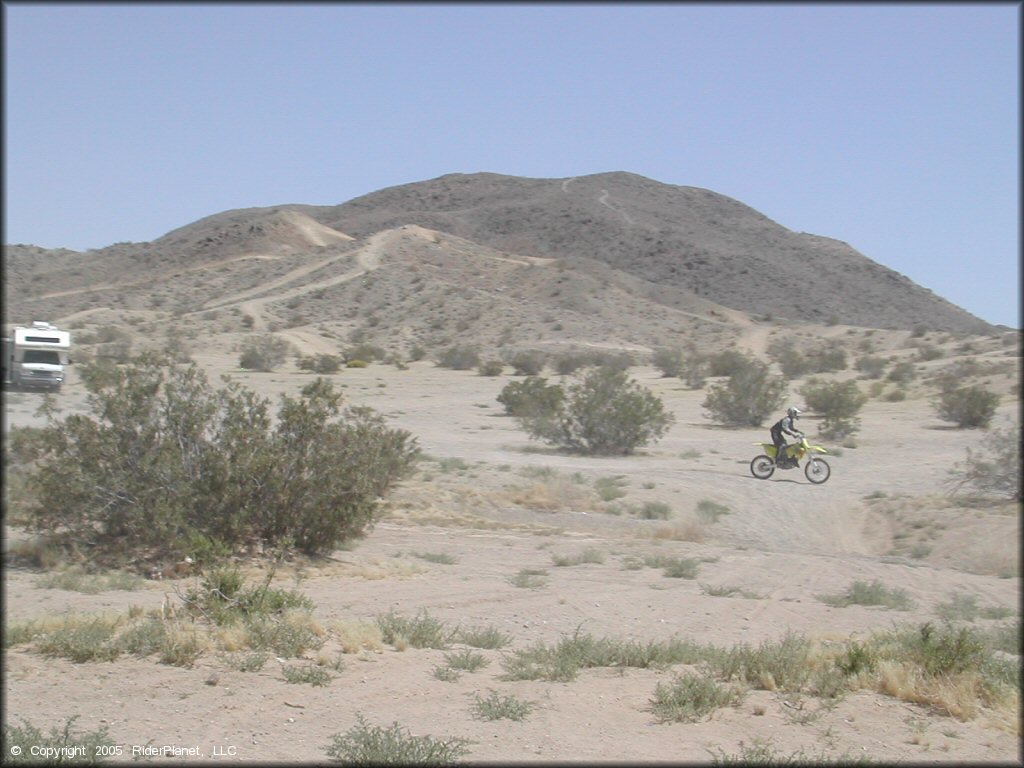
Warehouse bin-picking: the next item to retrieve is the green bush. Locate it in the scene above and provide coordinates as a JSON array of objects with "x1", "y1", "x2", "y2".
[
  {"x1": 799, "y1": 378, "x2": 867, "y2": 439},
  {"x1": 21, "y1": 353, "x2": 418, "y2": 565},
  {"x1": 516, "y1": 367, "x2": 674, "y2": 455},
  {"x1": 239, "y1": 334, "x2": 291, "y2": 371},
  {"x1": 702, "y1": 358, "x2": 787, "y2": 427},
  {"x1": 496, "y1": 376, "x2": 564, "y2": 418},
  {"x1": 934, "y1": 384, "x2": 999, "y2": 428}
]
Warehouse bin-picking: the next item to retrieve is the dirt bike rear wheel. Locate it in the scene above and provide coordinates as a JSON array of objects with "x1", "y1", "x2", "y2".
[
  {"x1": 750, "y1": 455, "x2": 775, "y2": 479},
  {"x1": 805, "y1": 458, "x2": 830, "y2": 484}
]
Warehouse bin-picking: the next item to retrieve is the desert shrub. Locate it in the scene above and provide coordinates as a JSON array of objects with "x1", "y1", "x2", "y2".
[
  {"x1": 934, "y1": 384, "x2": 999, "y2": 428},
  {"x1": 679, "y1": 354, "x2": 709, "y2": 389},
  {"x1": 551, "y1": 348, "x2": 633, "y2": 374},
  {"x1": 652, "y1": 347, "x2": 685, "y2": 378},
  {"x1": 376, "y1": 610, "x2": 453, "y2": 649},
  {"x1": 707, "y1": 349, "x2": 751, "y2": 377},
  {"x1": 184, "y1": 566, "x2": 313, "y2": 626},
  {"x1": 709, "y1": 631, "x2": 813, "y2": 692},
  {"x1": 20, "y1": 353, "x2": 418, "y2": 566},
  {"x1": 799, "y1": 378, "x2": 867, "y2": 439},
  {"x1": 238, "y1": 333, "x2": 291, "y2": 371},
  {"x1": 477, "y1": 359, "x2": 503, "y2": 377},
  {"x1": 885, "y1": 361, "x2": 915, "y2": 384},
  {"x1": 767, "y1": 338, "x2": 808, "y2": 378},
  {"x1": 702, "y1": 358, "x2": 787, "y2": 427},
  {"x1": 345, "y1": 359, "x2": 369, "y2": 368},
  {"x1": 471, "y1": 690, "x2": 535, "y2": 721},
  {"x1": 298, "y1": 354, "x2": 343, "y2": 374},
  {"x1": 947, "y1": 423, "x2": 1020, "y2": 500},
  {"x1": 806, "y1": 344, "x2": 848, "y2": 373},
  {"x1": 496, "y1": 376, "x2": 564, "y2": 418},
  {"x1": 651, "y1": 672, "x2": 744, "y2": 722},
  {"x1": 3, "y1": 715, "x2": 114, "y2": 766},
  {"x1": 503, "y1": 349, "x2": 547, "y2": 376},
  {"x1": 346, "y1": 343, "x2": 386, "y2": 363},
  {"x1": 325, "y1": 714, "x2": 470, "y2": 764},
  {"x1": 455, "y1": 625, "x2": 511, "y2": 649},
  {"x1": 553, "y1": 351, "x2": 588, "y2": 375},
  {"x1": 516, "y1": 367, "x2": 674, "y2": 455},
  {"x1": 816, "y1": 580, "x2": 915, "y2": 611},
  {"x1": 585, "y1": 349, "x2": 635, "y2": 370},
  {"x1": 856, "y1": 355, "x2": 888, "y2": 379},
  {"x1": 436, "y1": 344, "x2": 480, "y2": 370},
  {"x1": 898, "y1": 622, "x2": 989, "y2": 677}
]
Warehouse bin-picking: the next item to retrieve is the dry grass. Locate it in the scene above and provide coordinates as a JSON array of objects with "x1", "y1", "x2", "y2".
[
  {"x1": 329, "y1": 619, "x2": 385, "y2": 654},
  {"x1": 645, "y1": 516, "x2": 706, "y2": 542}
]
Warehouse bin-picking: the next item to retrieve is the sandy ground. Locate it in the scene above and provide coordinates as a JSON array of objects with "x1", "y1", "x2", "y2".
[{"x1": 2, "y1": 356, "x2": 1020, "y2": 764}]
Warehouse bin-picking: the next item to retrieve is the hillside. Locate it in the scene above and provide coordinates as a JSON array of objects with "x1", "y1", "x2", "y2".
[{"x1": 3, "y1": 172, "x2": 998, "y2": 351}]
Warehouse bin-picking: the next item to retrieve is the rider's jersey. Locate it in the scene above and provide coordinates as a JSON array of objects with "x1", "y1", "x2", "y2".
[{"x1": 772, "y1": 415, "x2": 800, "y2": 438}]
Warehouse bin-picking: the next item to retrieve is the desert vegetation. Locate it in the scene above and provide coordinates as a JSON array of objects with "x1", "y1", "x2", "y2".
[
  {"x1": 6, "y1": 352, "x2": 418, "y2": 568},
  {"x1": 502, "y1": 366, "x2": 674, "y2": 455}
]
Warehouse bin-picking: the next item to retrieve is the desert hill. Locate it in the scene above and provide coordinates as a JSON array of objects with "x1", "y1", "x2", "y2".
[
  {"x1": 3, "y1": 172, "x2": 1000, "y2": 356},
  {"x1": 303, "y1": 172, "x2": 994, "y2": 333}
]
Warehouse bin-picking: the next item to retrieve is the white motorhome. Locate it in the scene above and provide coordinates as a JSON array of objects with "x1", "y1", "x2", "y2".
[{"x1": 2, "y1": 321, "x2": 72, "y2": 392}]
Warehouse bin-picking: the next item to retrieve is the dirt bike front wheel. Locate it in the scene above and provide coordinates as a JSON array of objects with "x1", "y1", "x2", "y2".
[
  {"x1": 805, "y1": 458, "x2": 831, "y2": 484},
  {"x1": 751, "y1": 455, "x2": 775, "y2": 480}
]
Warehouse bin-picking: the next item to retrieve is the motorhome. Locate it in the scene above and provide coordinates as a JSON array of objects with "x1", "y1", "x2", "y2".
[{"x1": 2, "y1": 321, "x2": 72, "y2": 392}]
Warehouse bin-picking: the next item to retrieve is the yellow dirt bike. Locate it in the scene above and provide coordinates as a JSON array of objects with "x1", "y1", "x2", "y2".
[{"x1": 750, "y1": 435, "x2": 830, "y2": 484}]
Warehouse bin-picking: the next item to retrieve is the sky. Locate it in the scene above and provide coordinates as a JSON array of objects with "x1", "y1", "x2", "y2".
[{"x1": 3, "y1": 3, "x2": 1020, "y2": 328}]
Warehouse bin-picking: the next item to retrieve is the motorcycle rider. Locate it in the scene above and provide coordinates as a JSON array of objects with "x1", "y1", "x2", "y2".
[{"x1": 770, "y1": 407, "x2": 803, "y2": 467}]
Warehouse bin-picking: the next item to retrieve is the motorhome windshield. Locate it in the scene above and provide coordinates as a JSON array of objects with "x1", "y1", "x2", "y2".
[{"x1": 22, "y1": 350, "x2": 61, "y2": 365}]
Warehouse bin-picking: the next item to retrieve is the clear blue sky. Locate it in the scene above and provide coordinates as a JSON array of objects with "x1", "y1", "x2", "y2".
[{"x1": 4, "y1": 2, "x2": 1019, "y2": 327}]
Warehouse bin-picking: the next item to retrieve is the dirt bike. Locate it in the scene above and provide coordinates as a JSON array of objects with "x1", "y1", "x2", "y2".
[{"x1": 750, "y1": 435, "x2": 830, "y2": 484}]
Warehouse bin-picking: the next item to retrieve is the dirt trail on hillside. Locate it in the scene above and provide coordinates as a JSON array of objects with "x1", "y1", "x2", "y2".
[{"x1": 205, "y1": 230, "x2": 389, "y2": 335}]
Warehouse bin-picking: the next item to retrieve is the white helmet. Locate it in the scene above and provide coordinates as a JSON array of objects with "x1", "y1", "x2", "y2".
[{"x1": 787, "y1": 406, "x2": 801, "y2": 419}]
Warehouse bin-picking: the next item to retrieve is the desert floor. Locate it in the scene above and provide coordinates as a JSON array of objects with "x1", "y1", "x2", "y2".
[{"x1": 3, "y1": 355, "x2": 1020, "y2": 764}]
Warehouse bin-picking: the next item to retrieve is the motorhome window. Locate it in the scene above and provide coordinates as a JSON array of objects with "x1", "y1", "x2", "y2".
[
  {"x1": 23, "y1": 350, "x2": 61, "y2": 364},
  {"x1": 25, "y1": 335, "x2": 60, "y2": 343}
]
